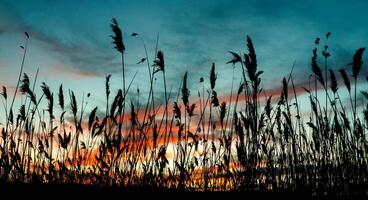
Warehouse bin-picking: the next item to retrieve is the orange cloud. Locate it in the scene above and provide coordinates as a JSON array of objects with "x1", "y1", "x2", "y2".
[{"x1": 40, "y1": 65, "x2": 99, "y2": 80}]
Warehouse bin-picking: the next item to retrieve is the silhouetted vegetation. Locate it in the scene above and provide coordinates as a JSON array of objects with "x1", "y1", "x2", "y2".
[{"x1": 0, "y1": 20, "x2": 368, "y2": 197}]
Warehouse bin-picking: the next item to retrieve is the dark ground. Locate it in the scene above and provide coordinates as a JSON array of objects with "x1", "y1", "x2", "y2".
[{"x1": 0, "y1": 183, "x2": 367, "y2": 200}]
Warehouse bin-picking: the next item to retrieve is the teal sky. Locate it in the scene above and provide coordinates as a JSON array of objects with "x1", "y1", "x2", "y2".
[{"x1": 0, "y1": 0, "x2": 368, "y2": 110}]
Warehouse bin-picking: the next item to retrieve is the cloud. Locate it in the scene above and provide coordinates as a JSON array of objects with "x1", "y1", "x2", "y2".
[
  {"x1": 39, "y1": 64, "x2": 99, "y2": 80},
  {"x1": 0, "y1": 1, "x2": 121, "y2": 78},
  {"x1": 0, "y1": 0, "x2": 368, "y2": 106}
]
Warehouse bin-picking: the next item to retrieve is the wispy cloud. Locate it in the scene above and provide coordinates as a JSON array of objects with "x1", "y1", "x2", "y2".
[{"x1": 0, "y1": 0, "x2": 367, "y2": 104}]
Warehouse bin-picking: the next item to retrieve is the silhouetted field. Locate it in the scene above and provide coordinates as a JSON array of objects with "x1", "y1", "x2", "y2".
[{"x1": 0, "y1": 19, "x2": 368, "y2": 197}]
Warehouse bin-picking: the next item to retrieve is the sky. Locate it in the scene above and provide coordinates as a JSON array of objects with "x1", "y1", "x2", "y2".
[{"x1": 0, "y1": 0, "x2": 368, "y2": 111}]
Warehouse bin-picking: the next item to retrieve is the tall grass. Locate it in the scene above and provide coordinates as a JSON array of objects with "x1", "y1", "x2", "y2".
[{"x1": 0, "y1": 21, "x2": 367, "y2": 195}]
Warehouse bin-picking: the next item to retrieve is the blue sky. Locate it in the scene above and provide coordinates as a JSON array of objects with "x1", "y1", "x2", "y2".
[{"x1": 0, "y1": 0, "x2": 367, "y2": 109}]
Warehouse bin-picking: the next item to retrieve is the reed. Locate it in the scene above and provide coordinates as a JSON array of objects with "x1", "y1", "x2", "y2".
[{"x1": 0, "y1": 20, "x2": 367, "y2": 196}]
